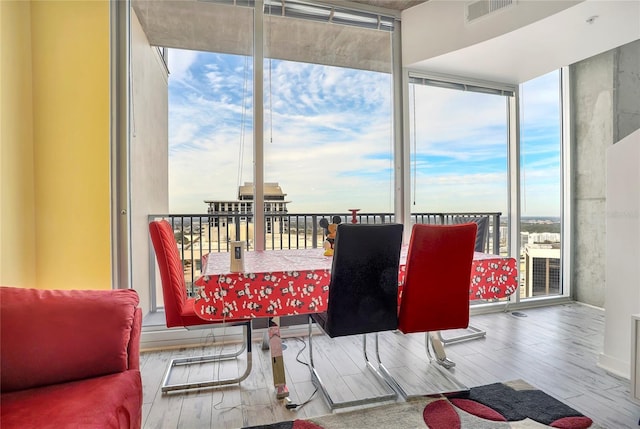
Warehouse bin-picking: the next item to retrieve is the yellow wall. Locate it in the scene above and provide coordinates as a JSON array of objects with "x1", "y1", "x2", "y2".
[
  {"x1": 1, "y1": 1, "x2": 111, "y2": 290},
  {"x1": 1, "y1": 0, "x2": 36, "y2": 287}
]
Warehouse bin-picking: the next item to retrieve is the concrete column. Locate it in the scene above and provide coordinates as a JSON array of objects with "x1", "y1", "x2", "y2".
[{"x1": 571, "y1": 39, "x2": 640, "y2": 308}]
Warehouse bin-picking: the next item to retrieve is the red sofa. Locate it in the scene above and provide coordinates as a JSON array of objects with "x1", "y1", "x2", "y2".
[{"x1": 0, "y1": 287, "x2": 143, "y2": 429}]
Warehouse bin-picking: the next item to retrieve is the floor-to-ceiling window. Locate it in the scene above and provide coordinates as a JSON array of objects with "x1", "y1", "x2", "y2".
[
  {"x1": 407, "y1": 70, "x2": 567, "y2": 305},
  {"x1": 160, "y1": 3, "x2": 257, "y2": 308},
  {"x1": 519, "y1": 70, "x2": 563, "y2": 299},
  {"x1": 407, "y1": 80, "x2": 509, "y2": 214},
  {"x1": 164, "y1": 1, "x2": 396, "y2": 300},
  {"x1": 262, "y1": 4, "x2": 395, "y2": 243},
  {"x1": 167, "y1": 2, "x2": 396, "y2": 249}
]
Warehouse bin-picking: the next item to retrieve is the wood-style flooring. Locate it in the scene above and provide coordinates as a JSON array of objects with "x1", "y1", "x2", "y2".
[{"x1": 140, "y1": 303, "x2": 640, "y2": 429}]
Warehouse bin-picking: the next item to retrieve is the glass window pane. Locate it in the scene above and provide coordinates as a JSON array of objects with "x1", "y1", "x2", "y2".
[
  {"x1": 519, "y1": 70, "x2": 562, "y2": 299},
  {"x1": 409, "y1": 85, "x2": 508, "y2": 215},
  {"x1": 262, "y1": 19, "x2": 394, "y2": 250},
  {"x1": 168, "y1": 50, "x2": 254, "y2": 215},
  {"x1": 408, "y1": 81, "x2": 508, "y2": 258},
  {"x1": 263, "y1": 60, "x2": 394, "y2": 214}
]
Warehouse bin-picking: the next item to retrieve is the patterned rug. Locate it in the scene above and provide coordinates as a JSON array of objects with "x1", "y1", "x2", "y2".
[{"x1": 242, "y1": 380, "x2": 600, "y2": 429}]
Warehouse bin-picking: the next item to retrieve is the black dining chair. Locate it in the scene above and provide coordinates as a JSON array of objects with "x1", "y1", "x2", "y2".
[{"x1": 308, "y1": 223, "x2": 404, "y2": 409}]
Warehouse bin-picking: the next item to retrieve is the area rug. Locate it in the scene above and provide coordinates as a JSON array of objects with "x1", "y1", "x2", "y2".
[{"x1": 242, "y1": 380, "x2": 600, "y2": 429}]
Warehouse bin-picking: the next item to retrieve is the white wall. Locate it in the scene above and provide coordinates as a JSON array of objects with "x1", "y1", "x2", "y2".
[
  {"x1": 130, "y1": 11, "x2": 169, "y2": 316},
  {"x1": 601, "y1": 129, "x2": 640, "y2": 377}
]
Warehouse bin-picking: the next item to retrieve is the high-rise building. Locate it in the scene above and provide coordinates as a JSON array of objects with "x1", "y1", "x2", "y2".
[{"x1": 204, "y1": 182, "x2": 291, "y2": 233}]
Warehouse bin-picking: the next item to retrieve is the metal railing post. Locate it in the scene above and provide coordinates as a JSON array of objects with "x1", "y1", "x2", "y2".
[
  {"x1": 311, "y1": 215, "x2": 318, "y2": 248},
  {"x1": 493, "y1": 213, "x2": 501, "y2": 255}
]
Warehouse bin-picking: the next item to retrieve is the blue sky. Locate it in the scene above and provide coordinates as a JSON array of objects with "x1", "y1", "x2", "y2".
[{"x1": 168, "y1": 49, "x2": 560, "y2": 216}]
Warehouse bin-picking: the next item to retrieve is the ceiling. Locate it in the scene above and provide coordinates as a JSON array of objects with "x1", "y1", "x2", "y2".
[
  {"x1": 132, "y1": 0, "x2": 639, "y2": 84},
  {"x1": 132, "y1": 0, "x2": 409, "y2": 73}
]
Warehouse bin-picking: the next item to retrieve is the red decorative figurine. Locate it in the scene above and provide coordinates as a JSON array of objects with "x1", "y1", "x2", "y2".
[{"x1": 348, "y1": 209, "x2": 360, "y2": 224}]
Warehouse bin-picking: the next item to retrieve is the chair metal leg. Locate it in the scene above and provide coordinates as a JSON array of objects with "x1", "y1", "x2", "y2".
[
  {"x1": 376, "y1": 331, "x2": 468, "y2": 399},
  {"x1": 308, "y1": 317, "x2": 397, "y2": 410},
  {"x1": 362, "y1": 334, "x2": 399, "y2": 390},
  {"x1": 436, "y1": 324, "x2": 486, "y2": 345},
  {"x1": 373, "y1": 333, "x2": 406, "y2": 397},
  {"x1": 428, "y1": 332, "x2": 457, "y2": 369},
  {"x1": 161, "y1": 322, "x2": 252, "y2": 394}
]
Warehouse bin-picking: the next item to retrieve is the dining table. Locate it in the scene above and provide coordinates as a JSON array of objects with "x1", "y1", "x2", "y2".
[{"x1": 193, "y1": 247, "x2": 518, "y2": 400}]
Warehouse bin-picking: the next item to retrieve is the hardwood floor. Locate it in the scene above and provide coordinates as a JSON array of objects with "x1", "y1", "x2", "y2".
[{"x1": 140, "y1": 303, "x2": 640, "y2": 429}]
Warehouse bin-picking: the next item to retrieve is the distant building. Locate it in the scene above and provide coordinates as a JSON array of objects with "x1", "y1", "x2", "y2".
[
  {"x1": 523, "y1": 244, "x2": 561, "y2": 297},
  {"x1": 522, "y1": 231, "x2": 561, "y2": 245},
  {"x1": 204, "y1": 182, "x2": 291, "y2": 233}
]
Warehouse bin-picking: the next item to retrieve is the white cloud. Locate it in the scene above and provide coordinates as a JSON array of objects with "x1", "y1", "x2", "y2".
[
  {"x1": 167, "y1": 49, "x2": 199, "y2": 82},
  {"x1": 167, "y1": 50, "x2": 561, "y2": 217}
]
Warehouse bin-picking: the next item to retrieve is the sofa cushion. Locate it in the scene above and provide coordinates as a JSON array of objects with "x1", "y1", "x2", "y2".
[
  {"x1": 0, "y1": 370, "x2": 142, "y2": 429},
  {"x1": 0, "y1": 287, "x2": 139, "y2": 392}
]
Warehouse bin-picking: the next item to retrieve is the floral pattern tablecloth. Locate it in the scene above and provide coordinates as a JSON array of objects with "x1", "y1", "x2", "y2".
[{"x1": 193, "y1": 248, "x2": 518, "y2": 321}]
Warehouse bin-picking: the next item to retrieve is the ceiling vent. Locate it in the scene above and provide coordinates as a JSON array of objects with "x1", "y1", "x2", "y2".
[{"x1": 466, "y1": 0, "x2": 515, "y2": 23}]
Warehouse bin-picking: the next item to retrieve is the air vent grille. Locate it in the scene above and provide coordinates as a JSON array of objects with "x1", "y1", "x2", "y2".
[{"x1": 466, "y1": 0, "x2": 515, "y2": 22}]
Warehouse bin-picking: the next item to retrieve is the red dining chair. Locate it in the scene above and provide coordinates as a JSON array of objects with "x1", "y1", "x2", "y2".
[
  {"x1": 149, "y1": 219, "x2": 252, "y2": 394},
  {"x1": 378, "y1": 223, "x2": 477, "y2": 399}
]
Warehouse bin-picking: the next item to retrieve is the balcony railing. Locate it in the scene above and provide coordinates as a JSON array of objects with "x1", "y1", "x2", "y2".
[{"x1": 148, "y1": 212, "x2": 501, "y2": 312}]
